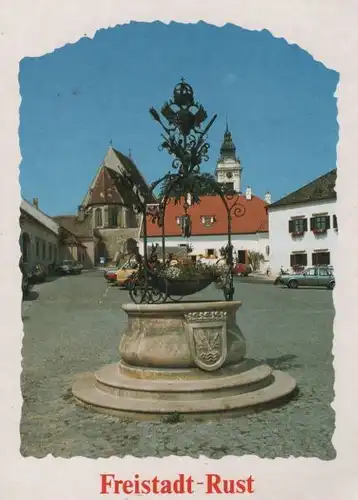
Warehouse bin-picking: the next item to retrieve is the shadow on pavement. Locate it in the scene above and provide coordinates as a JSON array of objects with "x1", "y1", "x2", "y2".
[{"x1": 23, "y1": 290, "x2": 39, "y2": 302}]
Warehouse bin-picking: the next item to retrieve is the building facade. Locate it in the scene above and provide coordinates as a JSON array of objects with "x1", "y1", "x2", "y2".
[
  {"x1": 140, "y1": 189, "x2": 270, "y2": 270},
  {"x1": 20, "y1": 198, "x2": 60, "y2": 272},
  {"x1": 268, "y1": 169, "x2": 338, "y2": 275},
  {"x1": 54, "y1": 146, "x2": 156, "y2": 267}
]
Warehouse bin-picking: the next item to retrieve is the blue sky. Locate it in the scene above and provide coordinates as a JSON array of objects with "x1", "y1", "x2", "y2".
[{"x1": 19, "y1": 21, "x2": 339, "y2": 216}]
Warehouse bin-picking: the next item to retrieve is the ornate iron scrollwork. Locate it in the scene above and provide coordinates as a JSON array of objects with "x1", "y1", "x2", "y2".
[{"x1": 126, "y1": 79, "x2": 246, "y2": 304}]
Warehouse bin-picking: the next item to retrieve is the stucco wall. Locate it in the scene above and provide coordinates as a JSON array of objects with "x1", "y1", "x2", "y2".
[
  {"x1": 96, "y1": 228, "x2": 139, "y2": 263},
  {"x1": 20, "y1": 217, "x2": 59, "y2": 272},
  {"x1": 268, "y1": 199, "x2": 338, "y2": 275}
]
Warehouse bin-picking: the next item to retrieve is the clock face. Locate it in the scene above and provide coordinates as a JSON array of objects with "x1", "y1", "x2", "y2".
[{"x1": 226, "y1": 171, "x2": 233, "y2": 179}]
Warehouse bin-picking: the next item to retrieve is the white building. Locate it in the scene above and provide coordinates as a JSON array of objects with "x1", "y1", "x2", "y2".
[
  {"x1": 140, "y1": 188, "x2": 270, "y2": 270},
  {"x1": 268, "y1": 169, "x2": 338, "y2": 275},
  {"x1": 215, "y1": 123, "x2": 243, "y2": 193}
]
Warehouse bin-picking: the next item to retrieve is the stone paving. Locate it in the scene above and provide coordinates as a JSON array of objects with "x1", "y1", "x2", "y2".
[{"x1": 20, "y1": 271, "x2": 335, "y2": 459}]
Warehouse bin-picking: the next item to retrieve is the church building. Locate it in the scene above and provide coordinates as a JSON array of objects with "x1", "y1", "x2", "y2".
[
  {"x1": 215, "y1": 123, "x2": 243, "y2": 193},
  {"x1": 54, "y1": 146, "x2": 156, "y2": 267}
]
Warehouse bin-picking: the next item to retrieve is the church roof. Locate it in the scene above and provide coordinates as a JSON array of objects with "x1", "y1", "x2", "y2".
[
  {"x1": 82, "y1": 147, "x2": 157, "y2": 209},
  {"x1": 85, "y1": 166, "x2": 123, "y2": 206},
  {"x1": 269, "y1": 169, "x2": 337, "y2": 208},
  {"x1": 143, "y1": 194, "x2": 268, "y2": 238}
]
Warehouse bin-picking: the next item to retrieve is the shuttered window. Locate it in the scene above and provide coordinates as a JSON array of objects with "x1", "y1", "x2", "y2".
[
  {"x1": 333, "y1": 215, "x2": 338, "y2": 229},
  {"x1": 288, "y1": 218, "x2": 308, "y2": 233},
  {"x1": 310, "y1": 215, "x2": 330, "y2": 231},
  {"x1": 290, "y1": 253, "x2": 307, "y2": 266}
]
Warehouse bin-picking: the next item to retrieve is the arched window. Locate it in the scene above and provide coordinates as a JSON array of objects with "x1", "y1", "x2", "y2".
[
  {"x1": 95, "y1": 208, "x2": 102, "y2": 227},
  {"x1": 109, "y1": 206, "x2": 119, "y2": 227}
]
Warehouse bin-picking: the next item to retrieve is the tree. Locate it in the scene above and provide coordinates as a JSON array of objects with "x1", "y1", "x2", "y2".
[
  {"x1": 156, "y1": 172, "x2": 233, "y2": 200},
  {"x1": 247, "y1": 251, "x2": 265, "y2": 271}
]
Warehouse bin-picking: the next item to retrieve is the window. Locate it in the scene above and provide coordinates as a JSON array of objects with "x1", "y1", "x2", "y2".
[
  {"x1": 95, "y1": 208, "x2": 103, "y2": 227},
  {"x1": 49, "y1": 243, "x2": 52, "y2": 261},
  {"x1": 54, "y1": 247, "x2": 57, "y2": 262},
  {"x1": 310, "y1": 215, "x2": 330, "y2": 233},
  {"x1": 290, "y1": 253, "x2": 307, "y2": 267},
  {"x1": 175, "y1": 216, "x2": 183, "y2": 226},
  {"x1": 223, "y1": 182, "x2": 234, "y2": 191},
  {"x1": 200, "y1": 215, "x2": 216, "y2": 227},
  {"x1": 35, "y1": 238, "x2": 40, "y2": 257},
  {"x1": 22, "y1": 233, "x2": 31, "y2": 264},
  {"x1": 333, "y1": 214, "x2": 338, "y2": 230},
  {"x1": 206, "y1": 248, "x2": 215, "y2": 257},
  {"x1": 42, "y1": 241, "x2": 46, "y2": 260},
  {"x1": 318, "y1": 267, "x2": 332, "y2": 277},
  {"x1": 305, "y1": 268, "x2": 317, "y2": 276},
  {"x1": 288, "y1": 218, "x2": 307, "y2": 235},
  {"x1": 109, "y1": 206, "x2": 119, "y2": 227},
  {"x1": 312, "y1": 251, "x2": 330, "y2": 266}
]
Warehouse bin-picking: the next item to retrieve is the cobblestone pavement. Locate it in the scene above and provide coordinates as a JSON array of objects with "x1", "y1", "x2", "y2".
[{"x1": 20, "y1": 271, "x2": 335, "y2": 459}]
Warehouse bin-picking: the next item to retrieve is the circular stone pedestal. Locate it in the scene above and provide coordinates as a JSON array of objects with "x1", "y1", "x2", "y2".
[{"x1": 72, "y1": 301, "x2": 296, "y2": 418}]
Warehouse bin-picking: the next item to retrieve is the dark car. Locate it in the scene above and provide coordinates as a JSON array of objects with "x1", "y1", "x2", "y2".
[
  {"x1": 57, "y1": 260, "x2": 83, "y2": 275},
  {"x1": 28, "y1": 262, "x2": 47, "y2": 284}
]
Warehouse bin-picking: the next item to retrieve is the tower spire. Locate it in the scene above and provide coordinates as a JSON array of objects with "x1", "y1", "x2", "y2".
[{"x1": 220, "y1": 122, "x2": 236, "y2": 161}]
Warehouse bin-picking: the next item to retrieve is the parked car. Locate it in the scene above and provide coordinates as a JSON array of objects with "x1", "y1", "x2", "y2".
[
  {"x1": 28, "y1": 262, "x2": 47, "y2": 284},
  {"x1": 104, "y1": 265, "x2": 121, "y2": 283},
  {"x1": 232, "y1": 263, "x2": 252, "y2": 276},
  {"x1": 116, "y1": 260, "x2": 139, "y2": 288},
  {"x1": 57, "y1": 260, "x2": 83, "y2": 275},
  {"x1": 276, "y1": 265, "x2": 335, "y2": 290}
]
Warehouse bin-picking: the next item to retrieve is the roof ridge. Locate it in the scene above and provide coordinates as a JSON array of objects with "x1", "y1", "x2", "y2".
[{"x1": 270, "y1": 169, "x2": 336, "y2": 208}]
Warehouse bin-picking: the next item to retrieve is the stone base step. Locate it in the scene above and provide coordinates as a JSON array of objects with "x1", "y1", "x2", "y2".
[{"x1": 72, "y1": 362, "x2": 296, "y2": 419}]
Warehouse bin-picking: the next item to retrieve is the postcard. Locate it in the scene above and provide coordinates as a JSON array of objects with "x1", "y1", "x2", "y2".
[{"x1": 1, "y1": 0, "x2": 357, "y2": 499}]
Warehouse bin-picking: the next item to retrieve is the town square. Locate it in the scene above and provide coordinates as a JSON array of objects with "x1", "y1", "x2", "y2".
[
  {"x1": 21, "y1": 271, "x2": 335, "y2": 459},
  {"x1": 18, "y1": 22, "x2": 338, "y2": 459}
]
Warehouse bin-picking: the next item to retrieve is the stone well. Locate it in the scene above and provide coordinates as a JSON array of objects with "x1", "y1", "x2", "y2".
[{"x1": 72, "y1": 300, "x2": 296, "y2": 418}]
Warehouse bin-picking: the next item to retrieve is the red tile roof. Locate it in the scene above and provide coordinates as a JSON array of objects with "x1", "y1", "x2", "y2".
[{"x1": 145, "y1": 195, "x2": 268, "y2": 237}]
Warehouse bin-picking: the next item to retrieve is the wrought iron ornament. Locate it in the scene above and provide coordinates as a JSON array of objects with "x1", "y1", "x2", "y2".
[{"x1": 126, "y1": 79, "x2": 246, "y2": 304}]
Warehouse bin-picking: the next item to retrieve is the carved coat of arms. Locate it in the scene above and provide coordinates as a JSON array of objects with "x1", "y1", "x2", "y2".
[{"x1": 185, "y1": 311, "x2": 228, "y2": 371}]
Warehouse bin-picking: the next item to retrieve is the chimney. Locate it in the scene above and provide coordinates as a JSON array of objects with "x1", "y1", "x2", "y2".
[
  {"x1": 77, "y1": 205, "x2": 85, "y2": 221},
  {"x1": 32, "y1": 197, "x2": 39, "y2": 209},
  {"x1": 265, "y1": 191, "x2": 272, "y2": 204},
  {"x1": 245, "y1": 186, "x2": 252, "y2": 200}
]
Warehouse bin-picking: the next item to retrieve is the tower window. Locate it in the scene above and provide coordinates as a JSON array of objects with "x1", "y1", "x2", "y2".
[
  {"x1": 109, "y1": 206, "x2": 119, "y2": 227},
  {"x1": 95, "y1": 208, "x2": 103, "y2": 227}
]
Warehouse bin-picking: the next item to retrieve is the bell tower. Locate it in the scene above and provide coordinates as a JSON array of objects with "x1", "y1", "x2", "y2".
[{"x1": 215, "y1": 122, "x2": 242, "y2": 193}]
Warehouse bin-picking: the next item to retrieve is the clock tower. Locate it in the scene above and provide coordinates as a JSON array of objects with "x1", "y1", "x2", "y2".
[{"x1": 215, "y1": 123, "x2": 242, "y2": 193}]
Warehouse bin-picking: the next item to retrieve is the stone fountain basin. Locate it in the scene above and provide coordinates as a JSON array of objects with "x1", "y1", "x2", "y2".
[{"x1": 119, "y1": 300, "x2": 246, "y2": 369}]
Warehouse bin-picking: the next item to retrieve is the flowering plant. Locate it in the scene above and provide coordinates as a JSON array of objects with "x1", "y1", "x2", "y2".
[
  {"x1": 159, "y1": 260, "x2": 227, "y2": 282},
  {"x1": 292, "y1": 231, "x2": 304, "y2": 237},
  {"x1": 312, "y1": 228, "x2": 327, "y2": 234}
]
